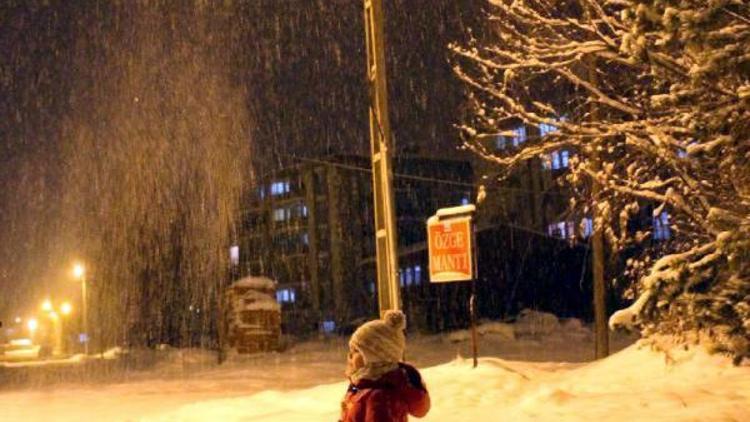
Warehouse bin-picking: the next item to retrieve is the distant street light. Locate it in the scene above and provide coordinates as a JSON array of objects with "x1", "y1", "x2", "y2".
[
  {"x1": 14, "y1": 316, "x2": 22, "y2": 324},
  {"x1": 27, "y1": 318, "x2": 38, "y2": 336},
  {"x1": 61, "y1": 302, "x2": 72, "y2": 316},
  {"x1": 73, "y1": 263, "x2": 85, "y2": 279},
  {"x1": 72, "y1": 262, "x2": 89, "y2": 355},
  {"x1": 42, "y1": 299, "x2": 53, "y2": 312}
]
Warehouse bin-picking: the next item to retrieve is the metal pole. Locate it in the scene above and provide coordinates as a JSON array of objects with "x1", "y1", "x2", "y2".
[
  {"x1": 470, "y1": 217, "x2": 479, "y2": 368},
  {"x1": 363, "y1": 0, "x2": 401, "y2": 315},
  {"x1": 587, "y1": 49, "x2": 609, "y2": 360},
  {"x1": 592, "y1": 223, "x2": 608, "y2": 358},
  {"x1": 578, "y1": 0, "x2": 608, "y2": 359},
  {"x1": 82, "y1": 275, "x2": 89, "y2": 355},
  {"x1": 470, "y1": 283, "x2": 478, "y2": 368}
]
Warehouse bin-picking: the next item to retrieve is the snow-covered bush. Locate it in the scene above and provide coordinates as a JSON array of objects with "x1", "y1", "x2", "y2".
[
  {"x1": 452, "y1": 0, "x2": 749, "y2": 362},
  {"x1": 514, "y1": 309, "x2": 560, "y2": 337},
  {"x1": 478, "y1": 321, "x2": 516, "y2": 340}
]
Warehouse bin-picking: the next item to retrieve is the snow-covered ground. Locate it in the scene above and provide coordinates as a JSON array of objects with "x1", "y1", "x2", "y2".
[
  {"x1": 148, "y1": 343, "x2": 750, "y2": 422},
  {"x1": 1, "y1": 313, "x2": 747, "y2": 421}
]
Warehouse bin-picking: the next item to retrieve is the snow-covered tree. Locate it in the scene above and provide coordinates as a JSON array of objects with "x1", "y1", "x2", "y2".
[{"x1": 452, "y1": 0, "x2": 749, "y2": 362}]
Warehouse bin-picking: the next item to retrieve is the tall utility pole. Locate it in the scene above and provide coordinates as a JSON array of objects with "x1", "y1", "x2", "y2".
[
  {"x1": 363, "y1": 0, "x2": 401, "y2": 315},
  {"x1": 585, "y1": 2, "x2": 609, "y2": 358},
  {"x1": 591, "y1": 164, "x2": 608, "y2": 358}
]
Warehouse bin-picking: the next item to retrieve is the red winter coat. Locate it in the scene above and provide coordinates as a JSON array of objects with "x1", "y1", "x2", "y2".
[{"x1": 340, "y1": 363, "x2": 431, "y2": 422}]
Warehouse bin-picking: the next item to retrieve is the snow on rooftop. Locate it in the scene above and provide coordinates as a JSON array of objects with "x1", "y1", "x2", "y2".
[{"x1": 232, "y1": 276, "x2": 277, "y2": 290}]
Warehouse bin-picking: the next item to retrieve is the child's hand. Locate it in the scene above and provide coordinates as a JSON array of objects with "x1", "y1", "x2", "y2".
[{"x1": 402, "y1": 364, "x2": 425, "y2": 390}]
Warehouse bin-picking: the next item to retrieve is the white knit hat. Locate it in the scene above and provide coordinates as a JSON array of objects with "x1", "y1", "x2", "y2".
[{"x1": 349, "y1": 310, "x2": 406, "y2": 364}]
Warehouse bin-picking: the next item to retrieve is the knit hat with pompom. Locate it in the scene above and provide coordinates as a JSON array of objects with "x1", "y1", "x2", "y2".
[{"x1": 349, "y1": 310, "x2": 406, "y2": 364}]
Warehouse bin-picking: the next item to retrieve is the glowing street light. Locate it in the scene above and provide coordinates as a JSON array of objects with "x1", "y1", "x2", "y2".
[
  {"x1": 14, "y1": 316, "x2": 22, "y2": 324},
  {"x1": 61, "y1": 302, "x2": 72, "y2": 316},
  {"x1": 72, "y1": 261, "x2": 89, "y2": 354},
  {"x1": 27, "y1": 318, "x2": 38, "y2": 334},
  {"x1": 73, "y1": 263, "x2": 85, "y2": 279},
  {"x1": 42, "y1": 299, "x2": 53, "y2": 312}
]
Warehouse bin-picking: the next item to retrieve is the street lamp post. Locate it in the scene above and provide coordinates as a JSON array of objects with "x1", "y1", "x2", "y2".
[
  {"x1": 73, "y1": 263, "x2": 89, "y2": 355},
  {"x1": 27, "y1": 318, "x2": 38, "y2": 340},
  {"x1": 60, "y1": 302, "x2": 72, "y2": 355},
  {"x1": 48, "y1": 311, "x2": 62, "y2": 356}
]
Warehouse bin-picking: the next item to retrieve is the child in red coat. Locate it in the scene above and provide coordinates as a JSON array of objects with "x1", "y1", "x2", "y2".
[{"x1": 340, "y1": 310, "x2": 430, "y2": 422}]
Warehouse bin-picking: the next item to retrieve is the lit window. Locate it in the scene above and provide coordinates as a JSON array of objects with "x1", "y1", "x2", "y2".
[
  {"x1": 653, "y1": 211, "x2": 671, "y2": 240},
  {"x1": 540, "y1": 117, "x2": 566, "y2": 138},
  {"x1": 557, "y1": 221, "x2": 567, "y2": 238},
  {"x1": 547, "y1": 221, "x2": 576, "y2": 239},
  {"x1": 270, "y1": 180, "x2": 290, "y2": 196},
  {"x1": 273, "y1": 208, "x2": 286, "y2": 222},
  {"x1": 512, "y1": 126, "x2": 527, "y2": 147},
  {"x1": 496, "y1": 135, "x2": 507, "y2": 150},
  {"x1": 399, "y1": 270, "x2": 406, "y2": 287},
  {"x1": 539, "y1": 122, "x2": 558, "y2": 137},
  {"x1": 543, "y1": 149, "x2": 570, "y2": 170},
  {"x1": 405, "y1": 267, "x2": 414, "y2": 286},
  {"x1": 301, "y1": 204, "x2": 308, "y2": 217},
  {"x1": 229, "y1": 245, "x2": 240, "y2": 266},
  {"x1": 322, "y1": 320, "x2": 336, "y2": 333},
  {"x1": 258, "y1": 187, "x2": 265, "y2": 199},
  {"x1": 581, "y1": 218, "x2": 593, "y2": 238},
  {"x1": 461, "y1": 196, "x2": 470, "y2": 206},
  {"x1": 301, "y1": 232, "x2": 309, "y2": 246},
  {"x1": 566, "y1": 221, "x2": 576, "y2": 240},
  {"x1": 414, "y1": 266, "x2": 422, "y2": 285},
  {"x1": 276, "y1": 288, "x2": 296, "y2": 303},
  {"x1": 542, "y1": 155, "x2": 552, "y2": 170},
  {"x1": 368, "y1": 282, "x2": 376, "y2": 294}
]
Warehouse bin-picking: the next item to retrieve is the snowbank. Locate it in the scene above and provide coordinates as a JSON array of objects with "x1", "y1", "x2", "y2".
[
  {"x1": 446, "y1": 321, "x2": 515, "y2": 343},
  {"x1": 514, "y1": 309, "x2": 561, "y2": 337},
  {"x1": 147, "y1": 342, "x2": 749, "y2": 421},
  {"x1": 1, "y1": 330, "x2": 745, "y2": 421},
  {"x1": 447, "y1": 311, "x2": 588, "y2": 344}
]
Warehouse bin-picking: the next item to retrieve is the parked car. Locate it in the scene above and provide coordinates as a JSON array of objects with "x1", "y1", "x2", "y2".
[{"x1": 2, "y1": 338, "x2": 42, "y2": 361}]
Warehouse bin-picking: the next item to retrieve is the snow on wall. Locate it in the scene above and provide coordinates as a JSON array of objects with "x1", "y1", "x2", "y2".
[
  {"x1": 233, "y1": 276, "x2": 277, "y2": 291},
  {"x1": 233, "y1": 290, "x2": 278, "y2": 311}
]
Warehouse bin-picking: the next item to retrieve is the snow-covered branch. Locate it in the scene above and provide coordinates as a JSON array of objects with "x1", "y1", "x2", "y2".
[{"x1": 455, "y1": 0, "x2": 750, "y2": 362}]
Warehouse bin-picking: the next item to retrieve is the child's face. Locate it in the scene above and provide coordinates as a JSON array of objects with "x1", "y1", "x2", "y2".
[{"x1": 346, "y1": 347, "x2": 365, "y2": 376}]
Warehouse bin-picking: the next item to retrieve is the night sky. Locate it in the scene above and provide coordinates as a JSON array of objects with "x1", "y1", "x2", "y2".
[{"x1": 0, "y1": 1, "x2": 483, "y2": 319}]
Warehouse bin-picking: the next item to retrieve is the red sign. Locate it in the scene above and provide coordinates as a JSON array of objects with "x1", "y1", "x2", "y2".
[{"x1": 427, "y1": 217, "x2": 473, "y2": 282}]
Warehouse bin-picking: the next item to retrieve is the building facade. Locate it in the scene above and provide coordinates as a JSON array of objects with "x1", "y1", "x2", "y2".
[
  {"x1": 232, "y1": 132, "x2": 674, "y2": 335},
  {"x1": 232, "y1": 155, "x2": 473, "y2": 335}
]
